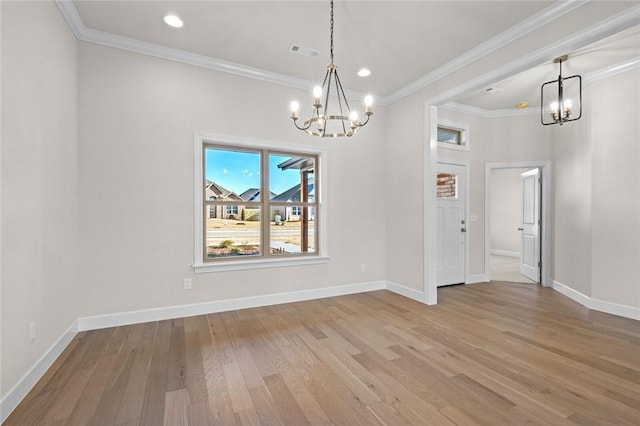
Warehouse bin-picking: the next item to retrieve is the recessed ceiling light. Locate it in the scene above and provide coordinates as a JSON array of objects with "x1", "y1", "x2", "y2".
[
  {"x1": 357, "y1": 68, "x2": 371, "y2": 77},
  {"x1": 164, "y1": 14, "x2": 183, "y2": 28}
]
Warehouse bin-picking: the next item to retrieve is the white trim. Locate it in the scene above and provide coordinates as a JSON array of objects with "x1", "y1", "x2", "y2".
[
  {"x1": 194, "y1": 256, "x2": 330, "y2": 273},
  {"x1": 0, "y1": 321, "x2": 79, "y2": 424},
  {"x1": 78, "y1": 281, "x2": 386, "y2": 331},
  {"x1": 424, "y1": 105, "x2": 439, "y2": 305},
  {"x1": 386, "y1": 281, "x2": 425, "y2": 303},
  {"x1": 491, "y1": 249, "x2": 520, "y2": 258},
  {"x1": 385, "y1": 0, "x2": 588, "y2": 104},
  {"x1": 585, "y1": 56, "x2": 640, "y2": 83},
  {"x1": 466, "y1": 274, "x2": 490, "y2": 284},
  {"x1": 54, "y1": 0, "x2": 373, "y2": 104},
  {"x1": 552, "y1": 280, "x2": 640, "y2": 321},
  {"x1": 426, "y1": 5, "x2": 640, "y2": 108},
  {"x1": 484, "y1": 162, "x2": 552, "y2": 286},
  {"x1": 53, "y1": 0, "x2": 637, "y2": 107},
  {"x1": 441, "y1": 102, "x2": 538, "y2": 119},
  {"x1": 4, "y1": 278, "x2": 635, "y2": 423},
  {"x1": 193, "y1": 132, "x2": 328, "y2": 272},
  {"x1": 442, "y1": 57, "x2": 640, "y2": 118}
]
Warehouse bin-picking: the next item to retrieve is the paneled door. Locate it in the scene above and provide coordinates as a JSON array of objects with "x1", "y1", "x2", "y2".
[
  {"x1": 436, "y1": 163, "x2": 466, "y2": 286},
  {"x1": 520, "y1": 168, "x2": 541, "y2": 282}
]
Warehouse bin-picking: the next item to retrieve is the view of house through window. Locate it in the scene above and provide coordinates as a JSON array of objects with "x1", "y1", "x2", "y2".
[
  {"x1": 437, "y1": 126, "x2": 462, "y2": 145},
  {"x1": 204, "y1": 145, "x2": 318, "y2": 260}
]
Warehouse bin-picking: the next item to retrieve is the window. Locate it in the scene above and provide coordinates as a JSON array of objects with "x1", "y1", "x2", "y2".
[
  {"x1": 225, "y1": 205, "x2": 239, "y2": 216},
  {"x1": 437, "y1": 119, "x2": 469, "y2": 151},
  {"x1": 194, "y1": 133, "x2": 326, "y2": 272},
  {"x1": 436, "y1": 173, "x2": 458, "y2": 200},
  {"x1": 437, "y1": 127, "x2": 461, "y2": 145}
]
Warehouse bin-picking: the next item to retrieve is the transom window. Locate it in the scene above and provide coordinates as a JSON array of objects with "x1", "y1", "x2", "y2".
[{"x1": 437, "y1": 119, "x2": 470, "y2": 152}]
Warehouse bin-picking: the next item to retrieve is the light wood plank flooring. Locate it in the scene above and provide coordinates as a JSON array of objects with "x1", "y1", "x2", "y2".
[{"x1": 5, "y1": 282, "x2": 640, "y2": 425}]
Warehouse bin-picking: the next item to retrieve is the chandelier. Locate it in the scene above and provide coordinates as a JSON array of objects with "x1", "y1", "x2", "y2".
[
  {"x1": 541, "y1": 55, "x2": 582, "y2": 125},
  {"x1": 290, "y1": 0, "x2": 373, "y2": 138}
]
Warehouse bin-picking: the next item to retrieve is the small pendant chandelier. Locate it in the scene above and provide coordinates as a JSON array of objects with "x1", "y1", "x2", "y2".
[
  {"x1": 290, "y1": 0, "x2": 373, "y2": 138},
  {"x1": 541, "y1": 55, "x2": 582, "y2": 126}
]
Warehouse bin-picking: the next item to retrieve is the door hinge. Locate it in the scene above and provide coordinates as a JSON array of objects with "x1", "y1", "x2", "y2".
[{"x1": 538, "y1": 261, "x2": 542, "y2": 268}]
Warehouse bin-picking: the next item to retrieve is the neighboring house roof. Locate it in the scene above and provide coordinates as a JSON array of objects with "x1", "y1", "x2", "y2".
[
  {"x1": 277, "y1": 156, "x2": 314, "y2": 172},
  {"x1": 271, "y1": 182, "x2": 314, "y2": 203},
  {"x1": 205, "y1": 180, "x2": 243, "y2": 201},
  {"x1": 239, "y1": 188, "x2": 277, "y2": 202}
]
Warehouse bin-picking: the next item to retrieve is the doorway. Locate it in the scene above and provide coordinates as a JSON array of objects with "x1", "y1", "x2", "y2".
[
  {"x1": 488, "y1": 167, "x2": 537, "y2": 284},
  {"x1": 484, "y1": 162, "x2": 552, "y2": 286}
]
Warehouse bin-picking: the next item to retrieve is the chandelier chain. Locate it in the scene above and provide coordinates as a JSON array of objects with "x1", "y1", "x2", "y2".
[
  {"x1": 289, "y1": 0, "x2": 373, "y2": 137},
  {"x1": 330, "y1": 0, "x2": 334, "y2": 64}
]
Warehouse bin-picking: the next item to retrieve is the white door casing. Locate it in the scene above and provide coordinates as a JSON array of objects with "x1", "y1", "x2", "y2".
[
  {"x1": 436, "y1": 163, "x2": 466, "y2": 286},
  {"x1": 520, "y1": 168, "x2": 541, "y2": 282}
]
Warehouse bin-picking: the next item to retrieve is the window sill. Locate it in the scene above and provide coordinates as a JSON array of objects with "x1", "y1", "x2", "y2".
[
  {"x1": 437, "y1": 142, "x2": 469, "y2": 152},
  {"x1": 193, "y1": 255, "x2": 330, "y2": 273}
]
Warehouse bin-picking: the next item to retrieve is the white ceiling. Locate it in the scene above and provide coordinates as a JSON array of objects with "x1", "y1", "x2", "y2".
[{"x1": 69, "y1": 1, "x2": 640, "y2": 111}]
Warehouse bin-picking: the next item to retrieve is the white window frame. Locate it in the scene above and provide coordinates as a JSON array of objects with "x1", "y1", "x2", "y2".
[
  {"x1": 193, "y1": 132, "x2": 329, "y2": 273},
  {"x1": 437, "y1": 119, "x2": 470, "y2": 152},
  {"x1": 225, "y1": 205, "x2": 239, "y2": 216}
]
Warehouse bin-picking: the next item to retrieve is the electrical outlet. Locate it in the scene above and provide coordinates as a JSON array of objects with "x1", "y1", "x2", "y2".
[
  {"x1": 183, "y1": 278, "x2": 192, "y2": 290},
  {"x1": 29, "y1": 321, "x2": 37, "y2": 343},
  {"x1": 360, "y1": 263, "x2": 367, "y2": 273}
]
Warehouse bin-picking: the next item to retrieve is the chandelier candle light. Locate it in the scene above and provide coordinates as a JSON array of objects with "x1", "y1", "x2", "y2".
[
  {"x1": 290, "y1": 0, "x2": 373, "y2": 137},
  {"x1": 541, "y1": 55, "x2": 582, "y2": 126}
]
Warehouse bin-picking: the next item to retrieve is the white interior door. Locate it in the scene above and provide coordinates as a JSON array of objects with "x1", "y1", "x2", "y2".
[
  {"x1": 436, "y1": 163, "x2": 466, "y2": 286},
  {"x1": 520, "y1": 168, "x2": 541, "y2": 282}
]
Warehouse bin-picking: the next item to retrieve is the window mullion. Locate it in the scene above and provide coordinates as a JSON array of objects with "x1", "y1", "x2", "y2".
[{"x1": 262, "y1": 149, "x2": 270, "y2": 258}]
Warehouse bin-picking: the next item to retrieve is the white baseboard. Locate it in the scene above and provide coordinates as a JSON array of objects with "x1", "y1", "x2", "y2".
[
  {"x1": 490, "y1": 249, "x2": 520, "y2": 258},
  {"x1": 466, "y1": 274, "x2": 489, "y2": 284},
  {"x1": 77, "y1": 280, "x2": 387, "y2": 331},
  {"x1": 385, "y1": 281, "x2": 425, "y2": 303},
  {"x1": 551, "y1": 280, "x2": 640, "y2": 320},
  {"x1": 20, "y1": 277, "x2": 628, "y2": 422},
  {"x1": 0, "y1": 320, "x2": 79, "y2": 424}
]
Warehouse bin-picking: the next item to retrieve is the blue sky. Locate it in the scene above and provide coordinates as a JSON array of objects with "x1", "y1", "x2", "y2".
[{"x1": 205, "y1": 149, "x2": 303, "y2": 196}]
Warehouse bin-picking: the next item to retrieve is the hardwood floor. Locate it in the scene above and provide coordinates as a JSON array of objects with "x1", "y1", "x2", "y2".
[{"x1": 5, "y1": 282, "x2": 640, "y2": 425}]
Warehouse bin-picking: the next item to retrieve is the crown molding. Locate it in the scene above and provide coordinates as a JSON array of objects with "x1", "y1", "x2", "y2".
[
  {"x1": 384, "y1": 0, "x2": 589, "y2": 104},
  {"x1": 55, "y1": 1, "x2": 637, "y2": 108},
  {"x1": 54, "y1": 0, "x2": 369, "y2": 102},
  {"x1": 442, "y1": 56, "x2": 640, "y2": 118},
  {"x1": 440, "y1": 102, "x2": 537, "y2": 118},
  {"x1": 427, "y1": 3, "x2": 640, "y2": 109},
  {"x1": 585, "y1": 56, "x2": 640, "y2": 83}
]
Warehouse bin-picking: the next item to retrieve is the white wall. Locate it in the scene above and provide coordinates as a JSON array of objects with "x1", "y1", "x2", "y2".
[
  {"x1": 550, "y1": 99, "x2": 592, "y2": 296},
  {"x1": 384, "y1": 95, "x2": 425, "y2": 292},
  {"x1": 589, "y1": 70, "x2": 640, "y2": 308},
  {"x1": 77, "y1": 42, "x2": 387, "y2": 317},
  {"x1": 490, "y1": 168, "x2": 528, "y2": 255},
  {"x1": 553, "y1": 69, "x2": 640, "y2": 308},
  {"x1": 552, "y1": 69, "x2": 640, "y2": 308},
  {"x1": 1, "y1": 0, "x2": 78, "y2": 399}
]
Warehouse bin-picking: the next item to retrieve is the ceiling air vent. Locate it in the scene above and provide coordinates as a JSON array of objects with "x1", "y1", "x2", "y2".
[
  {"x1": 484, "y1": 86, "x2": 504, "y2": 93},
  {"x1": 290, "y1": 44, "x2": 320, "y2": 58}
]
